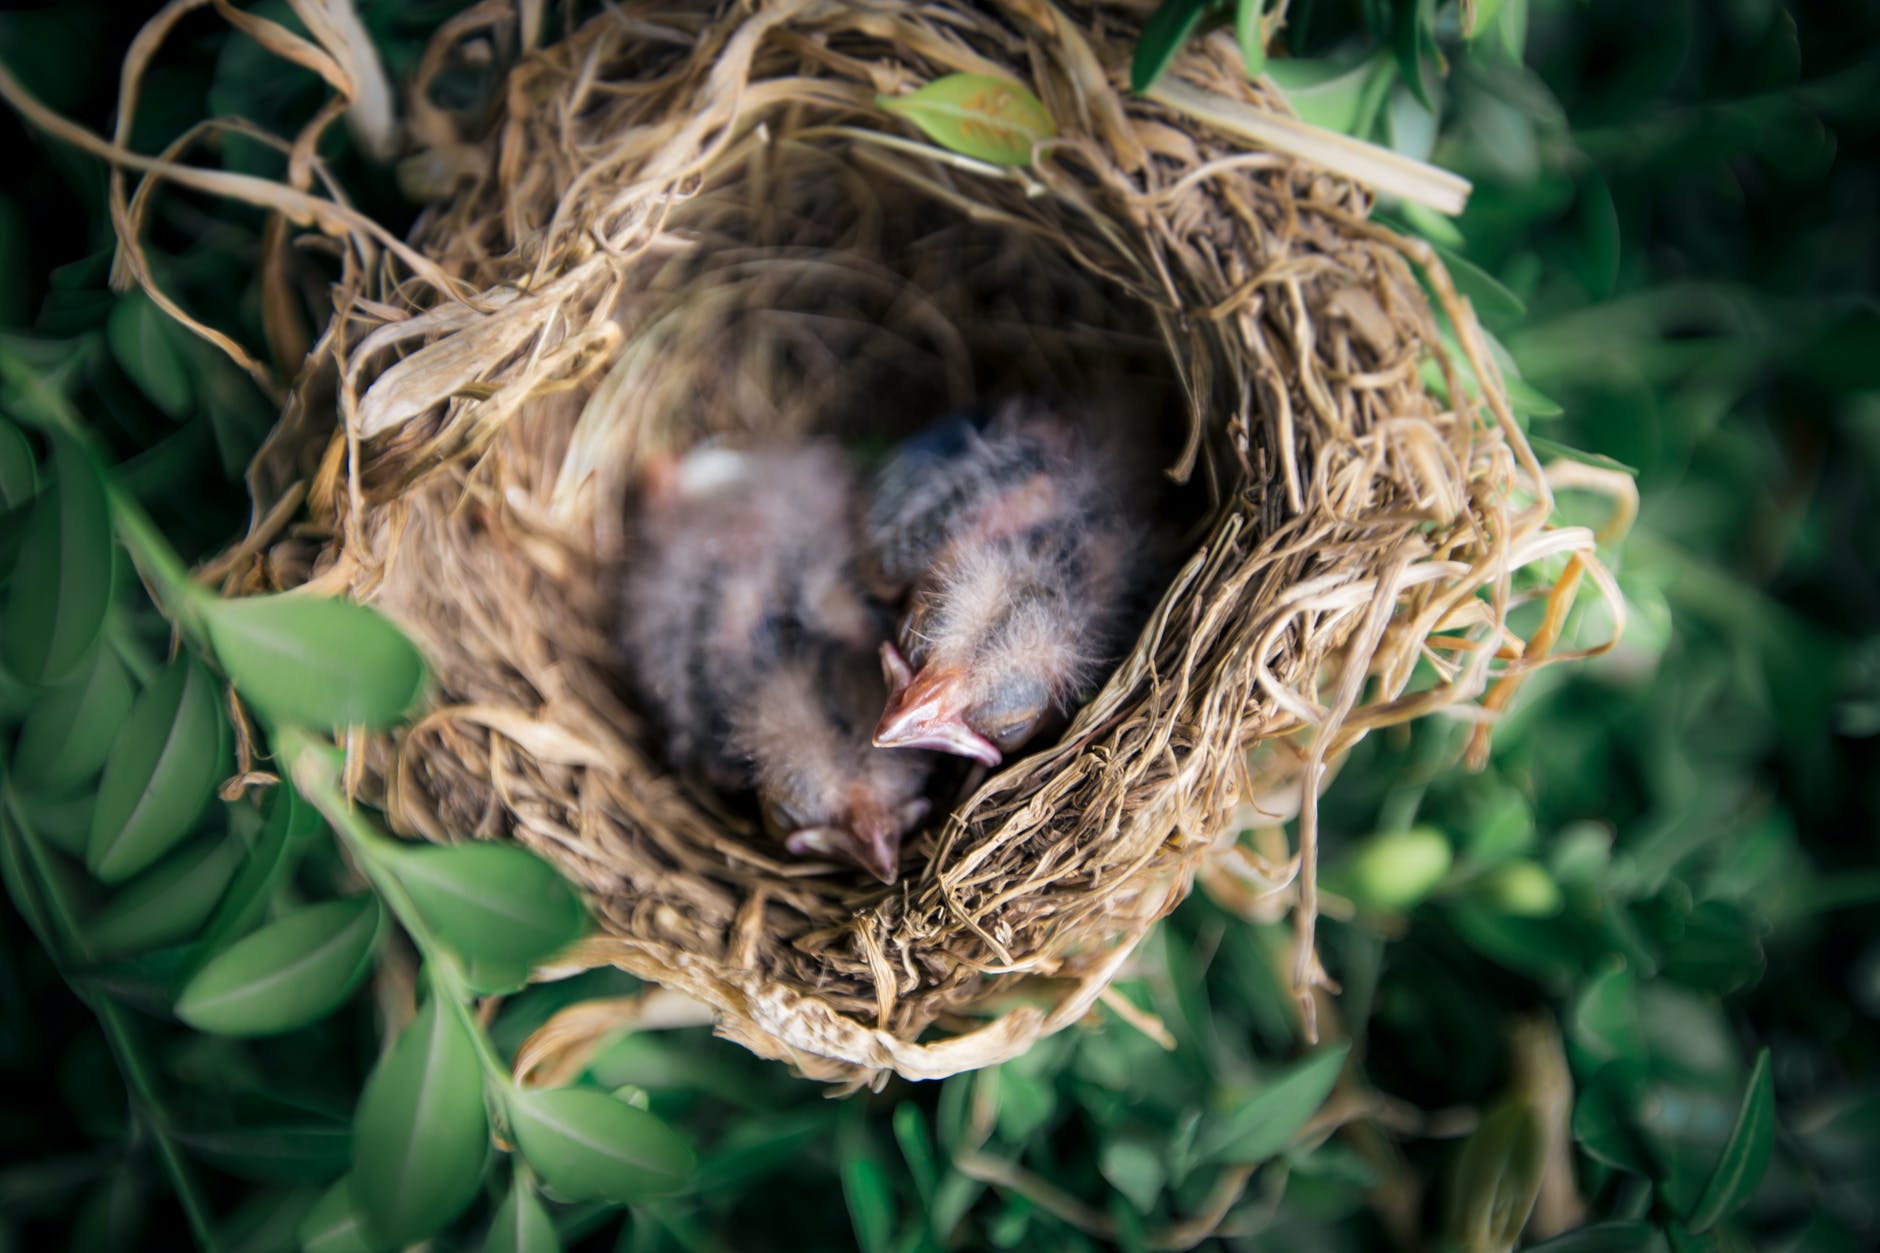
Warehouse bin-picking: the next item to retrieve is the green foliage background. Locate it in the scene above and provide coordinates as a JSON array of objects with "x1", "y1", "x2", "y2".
[{"x1": 1, "y1": 1, "x2": 1876, "y2": 1250}]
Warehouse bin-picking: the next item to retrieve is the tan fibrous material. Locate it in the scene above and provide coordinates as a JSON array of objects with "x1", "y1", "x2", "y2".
[{"x1": 185, "y1": 0, "x2": 1620, "y2": 1088}]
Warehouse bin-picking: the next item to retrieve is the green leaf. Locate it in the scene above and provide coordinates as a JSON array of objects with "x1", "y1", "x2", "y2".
[
  {"x1": 175, "y1": 895, "x2": 381, "y2": 1035},
  {"x1": 484, "y1": 1174, "x2": 559, "y2": 1253},
  {"x1": 1524, "y1": 1221, "x2": 1663, "y2": 1253},
  {"x1": 296, "y1": 1178, "x2": 384, "y2": 1253},
  {"x1": 1099, "y1": 1137, "x2": 1166, "y2": 1214},
  {"x1": 891, "y1": 1103, "x2": 939, "y2": 1204},
  {"x1": 1432, "y1": 242, "x2": 1529, "y2": 323},
  {"x1": 840, "y1": 1154, "x2": 894, "y2": 1253},
  {"x1": 0, "y1": 418, "x2": 34, "y2": 511},
  {"x1": 204, "y1": 594, "x2": 426, "y2": 730},
  {"x1": 389, "y1": 842, "x2": 586, "y2": 967},
  {"x1": 507, "y1": 1086, "x2": 695, "y2": 1202},
  {"x1": 85, "y1": 834, "x2": 241, "y2": 958},
  {"x1": 878, "y1": 73, "x2": 1056, "y2": 166},
  {"x1": 1195, "y1": 1042, "x2": 1350, "y2": 1164},
  {"x1": 107, "y1": 292, "x2": 193, "y2": 420},
  {"x1": 1275, "y1": 53, "x2": 1398, "y2": 138},
  {"x1": 1570, "y1": 1060, "x2": 1653, "y2": 1176},
  {"x1": 1132, "y1": 0, "x2": 1211, "y2": 95},
  {"x1": 1333, "y1": 826, "x2": 1452, "y2": 910},
  {"x1": 12, "y1": 647, "x2": 134, "y2": 794},
  {"x1": 1445, "y1": 1101, "x2": 1546, "y2": 1253},
  {"x1": 2, "y1": 432, "x2": 112, "y2": 685},
  {"x1": 1234, "y1": 0, "x2": 1267, "y2": 77},
  {"x1": 87, "y1": 655, "x2": 226, "y2": 883},
  {"x1": 353, "y1": 993, "x2": 489, "y2": 1244},
  {"x1": 1685, "y1": 1050, "x2": 1775, "y2": 1233},
  {"x1": 195, "y1": 785, "x2": 313, "y2": 955},
  {"x1": 1473, "y1": 860, "x2": 1564, "y2": 917}
]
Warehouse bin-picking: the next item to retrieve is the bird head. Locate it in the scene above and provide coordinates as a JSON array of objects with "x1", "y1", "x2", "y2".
[
  {"x1": 780, "y1": 795, "x2": 929, "y2": 885},
  {"x1": 872, "y1": 641, "x2": 1004, "y2": 766}
]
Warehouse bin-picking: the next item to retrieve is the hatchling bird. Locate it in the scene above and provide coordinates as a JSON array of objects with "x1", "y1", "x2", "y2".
[
  {"x1": 864, "y1": 400, "x2": 1142, "y2": 767},
  {"x1": 621, "y1": 441, "x2": 934, "y2": 882}
]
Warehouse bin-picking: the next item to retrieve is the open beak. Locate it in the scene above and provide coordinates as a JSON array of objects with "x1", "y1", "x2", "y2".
[{"x1": 872, "y1": 664, "x2": 1002, "y2": 767}]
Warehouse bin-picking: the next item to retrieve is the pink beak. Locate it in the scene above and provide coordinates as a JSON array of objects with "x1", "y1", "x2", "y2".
[
  {"x1": 873, "y1": 643, "x2": 1002, "y2": 767},
  {"x1": 785, "y1": 796, "x2": 928, "y2": 886}
]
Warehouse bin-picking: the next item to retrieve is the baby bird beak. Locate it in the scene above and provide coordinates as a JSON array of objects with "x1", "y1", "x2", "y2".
[
  {"x1": 784, "y1": 817, "x2": 905, "y2": 886},
  {"x1": 873, "y1": 663, "x2": 1003, "y2": 767}
]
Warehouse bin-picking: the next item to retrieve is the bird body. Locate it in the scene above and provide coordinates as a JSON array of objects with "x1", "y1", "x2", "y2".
[
  {"x1": 864, "y1": 401, "x2": 1141, "y2": 766},
  {"x1": 621, "y1": 442, "x2": 933, "y2": 882}
]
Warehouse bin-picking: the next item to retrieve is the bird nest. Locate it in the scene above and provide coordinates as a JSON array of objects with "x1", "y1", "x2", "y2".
[{"x1": 169, "y1": 0, "x2": 1621, "y2": 1087}]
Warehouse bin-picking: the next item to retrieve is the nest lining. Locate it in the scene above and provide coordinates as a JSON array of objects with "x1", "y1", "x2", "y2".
[{"x1": 190, "y1": 0, "x2": 1620, "y2": 1086}]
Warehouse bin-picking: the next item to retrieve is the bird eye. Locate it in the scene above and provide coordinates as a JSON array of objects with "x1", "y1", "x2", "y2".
[
  {"x1": 760, "y1": 793, "x2": 809, "y2": 836},
  {"x1": 971, "y1": 682, "x2": 1048, "y2": 752}
]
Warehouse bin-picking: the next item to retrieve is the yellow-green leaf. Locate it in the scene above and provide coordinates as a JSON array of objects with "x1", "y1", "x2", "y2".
[{"x1": 878, "y1": 74, "x2": 1056, "y2": 166}]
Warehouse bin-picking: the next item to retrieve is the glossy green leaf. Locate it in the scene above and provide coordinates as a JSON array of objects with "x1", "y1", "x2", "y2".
[
  {"x1": 107, "y1": 293, "x2": 193, "y2": 419},
  {"x1": 175, "y1": 895, "x2": 381, "y2": 1035},
  {"x1": 87, "y1": 655, "x2": 226, "y2": 883},
  {"x1": 204, "y1": 594, "x2": 426, "y2": 730},
  {"x1": 1234, "y1": 0, "x2": 1267, "y2": 77},
  {"x1": 296, "y1": 1178, "x2": 384, "y2": 1253},
  {"x1": 12, "y1": 648, "x2": 134, "y2": 794},
  {"x1": 1195, "y1": 1042, "x2": 1350, "y2": 1165},
  {"x1": 1685, "y1": 1049, "x2": 1775, "y2": 1232},
  {"x1": 85, "y1": 834, "x2": 240, "y2": 958},
  {"x1": 1132, "y1": 0, "x2": 1211, "y2": 94},
  {"x1": 389, "y1": 841, "x2": 586, "y2": 966},
  {"x1": 353, "y1": 994, "x2": 489, "y2": 1244},
  {"x1": 484, "y1": 1174, "x2": 558, "y2": 1253},
  {"x1": 507, "y1": 1086, "x2": 695, "y2": 1202},
  {"x1": 1445, "y1": 1100, "x2": 1546, "y2": 1253},
  {"x1": 2, "y1": 433, "x2": 112, "y2": 686},
  {"x1": 878, "y1": 73, "x2": 1056, "y2": 166},
  {"x1": 0, "y1": 419, "x2": 33, "y2": 511},
  {"x1": 1524, "y1": 1222, "x2": 1664, "y2": 1253}
]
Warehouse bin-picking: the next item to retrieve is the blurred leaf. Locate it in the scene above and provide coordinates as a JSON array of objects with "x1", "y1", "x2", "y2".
[
  {"x1": 1132, "y1": 0, "x2": 1212, "y2": 95},
  {"x1": 106, "y1": 294, "x2": 193, "y2": 420},
  {"x1": 1445, "y1": 1100, "x2": 1545, "y2": 1253},
  {"x1": 1660, "y1": 900, "x2": 1765, "y2": 995},
  {"x1": 195, "y1": 785, "x2": 312, "y2": 955},
  {"x1": 0, "y1": 418, "x2": 33, "y2": 511},
  {"x1": 840, "y1": 1155, "x2": 894, "y2": 1253},
  {"x1": 175, "y1": 895, "x2": 381, "y2": 1035},
  {"x1": 173, "y1": 1105, "x2": 353, "y2": 1183},
  {"x1": 1099, "y1": 1137, "x2": 1166, "y2": 1214},
  {"x1": 507, "y1": 1086, "x2": 694, "y2": 1202},
  {"x1": 204, "y1": 594, "x2": 426, "y2": 730},
  {"x1": 877, "y1": 74, "x2": 1056, "y2": 165},
  {"x1": 1472, "y1": 860, "x2": 1564, "y2": 917},
  {"x1": 1685, "y1": 1049, "x2": 1774, "y2": 1233},
  {"x1": 992, "y1": 1066, "x2": 1057, "y2": 1142},
  {"x1": 2, "y1": 432, "x2": 111, "y2": 686},
  {"x1": 353, "y1": 993, "x2": 488, "y2": 1244},
  {"x1": 892, "y1": 1103, "x2": 939, "y2": 1206},
  {"x1": 85, "y1": 833, "x2": 240, "y2": 958},
  {"x1": 296, "y1": 1178, "x2": 383, "y2": 1253},
  {"x1": 1334, "y1": 826, "x2": 1452, "y2": 910},
  {"x1": 1235, "y1": 0, "x2": 1267, "y2": 77},
  {"x1": 87, "y1": 655, "x2": 225, "y2": 883},
  {"x1": 1433, "y1": 241, "x2": 1529, "y2": 323},
  {"x1": 1266, "y1": 53, "x2": 1394, "y2": 135},
  {"x1": 1525, "y1": 1221, "x2": 1664, "y2": 1253},
  {"x1": 389, "y1": 842, "x2": 586, "y2": 967},
  {"x1": 1572, "y1": 1061, "x2": 1654, "y2": 1176},
  {"x1": 12, "y1": 647, "x2": 134, "y2": 794},
  {"x1": 484, "y1": 1174, "x2": 558, "y2": 1253},
  {"x1": 1195, "y1": 1042, "x2": 1349, "y2": 1165},
  {"x1": 1391, "y1": 0, "x2": 1439, "y2": 110}
]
